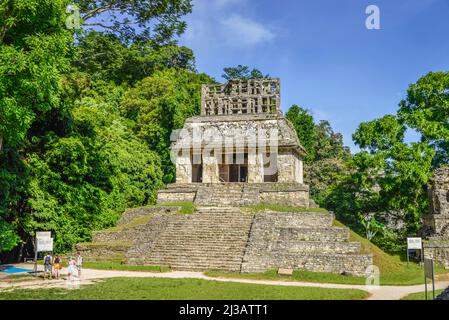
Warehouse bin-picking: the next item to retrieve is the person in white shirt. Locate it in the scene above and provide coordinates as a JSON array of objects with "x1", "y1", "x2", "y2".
[
  {"x1": 67, "y1": 256, "x2": 75, "y2": 281},
  {"x1": 76, "y1": 252, "x2": 83, "y2": 278}
]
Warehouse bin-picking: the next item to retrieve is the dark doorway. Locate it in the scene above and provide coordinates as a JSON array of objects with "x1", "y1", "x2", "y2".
[
  {"x1": 239, "y1": 165, "x2": 248, "y2": 182},
  {"x1": 192, "y1": 164, "x2": 202, "y2": 183},
  {"x1": 229, "y1": 164, "x2": 239, "y2": 182}
]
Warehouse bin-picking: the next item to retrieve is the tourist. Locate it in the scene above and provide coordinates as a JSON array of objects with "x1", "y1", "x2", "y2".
[
  {"x1": 53, "y1": 255, "x2": 62, "y2": 279},
  {"x1": 43, "y1": 252, "x2": 52, "y2": 280},
  {"x1": 76, "y1": 251, "x2": 83, "y2": 278},
  {"x1": 67, "y1": 256, "x2": 75, "y2": 281}
]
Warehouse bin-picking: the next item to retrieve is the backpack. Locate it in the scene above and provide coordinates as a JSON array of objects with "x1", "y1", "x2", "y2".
[{"x1": 44, "y1": 255, "x2": 51, "y2": 265}]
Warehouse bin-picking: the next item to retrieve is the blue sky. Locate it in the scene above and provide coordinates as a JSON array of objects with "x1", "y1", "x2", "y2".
[{"x1": 178, "y1": 0, "x2": 449, "y2": 151}]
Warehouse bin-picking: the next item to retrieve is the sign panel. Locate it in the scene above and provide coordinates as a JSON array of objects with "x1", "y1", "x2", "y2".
[
  {"x1": 424, "y1": 258, "x2": 434, "y2": 279},
  {"x1": 36, "y1": 231, "x2": 51, "y2": 239},
  {"x1": 407, "y1": 237, "x2": 422, "y2": 250},
  {"x1": 37, "y1": 237, "x2": 53, "y2": 252}
]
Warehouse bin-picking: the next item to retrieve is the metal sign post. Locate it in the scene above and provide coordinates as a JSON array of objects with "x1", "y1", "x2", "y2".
[{"x1": 424, "y1": 258, "x2": 435, "y2": 300}]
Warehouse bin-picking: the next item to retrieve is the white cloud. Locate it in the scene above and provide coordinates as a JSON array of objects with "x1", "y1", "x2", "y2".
[
  {"x1": 181, "y1": 0, "x2": 277, "y2": 54},
  {"x1": 213, "y1": 0, "x2": 245, "y2": 8},
  {"x1": 220, "y1": 14, "x2": 276, "y2": 46}
]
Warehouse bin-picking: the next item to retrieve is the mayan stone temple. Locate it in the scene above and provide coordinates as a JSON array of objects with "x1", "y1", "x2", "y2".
[
  {"x1": 77, "y1": 79, "x2": 372, "y2": 276},
  {"x1": 157, "y1": 78, "x2": 310, "y2": 207}
]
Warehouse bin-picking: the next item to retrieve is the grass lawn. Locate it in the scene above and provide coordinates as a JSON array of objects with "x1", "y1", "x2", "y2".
[
  {"x1": 401, "y1": 289, "x2": 444, "y2": 300},
  {"x1": 0, "y1": 277, "x2": 369, "y2": 300},
  {"x1": 82, "y1": 261, "x2": 170, "y2": 272}
]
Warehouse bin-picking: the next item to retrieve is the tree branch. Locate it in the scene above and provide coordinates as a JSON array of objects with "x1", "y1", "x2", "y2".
[
  {"x1": 81, "y1": 3, "x2": 116, "y2": 21},
  {"x1": 83, "y1": 22, "x2": 116, "y2": 30}
]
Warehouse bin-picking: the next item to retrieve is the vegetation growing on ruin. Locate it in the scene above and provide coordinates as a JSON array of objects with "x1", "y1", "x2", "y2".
[
  {"x1": 242, "y1": 204, "x2": 328, "y2": 213},
  {"x1": 81, "y1": 262, "x2": 170, "y2": 273},
  {"x1": 156, "y1": 202, "x2": 196, "y2": 214}
]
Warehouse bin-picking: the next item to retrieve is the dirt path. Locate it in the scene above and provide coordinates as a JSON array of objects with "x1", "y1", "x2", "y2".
[{"x1": 1, "y1": 264, "x2": 448, "y2": 300}]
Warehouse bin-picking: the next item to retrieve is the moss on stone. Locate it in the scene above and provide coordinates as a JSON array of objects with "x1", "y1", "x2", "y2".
[
  {"x1": 77, "y1": 241, "x2": 132, "y2": 247},
  {"x1": 155, "y1": 201, "x2": 196, "y2": 214},
  {"x1": 101, "y1": 215, "x2": 154, "y2": 233},
  {"x1": 242, "y1": 203, "x2": 328, "y2": 213}
]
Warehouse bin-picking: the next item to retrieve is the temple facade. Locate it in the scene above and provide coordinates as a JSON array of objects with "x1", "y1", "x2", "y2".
[
  {"x1": 77, "y1": 78, "x2": 373, "y2": 276},
  {"x1": 157, "y1": 78, "x2": 312, "y2": 207}
]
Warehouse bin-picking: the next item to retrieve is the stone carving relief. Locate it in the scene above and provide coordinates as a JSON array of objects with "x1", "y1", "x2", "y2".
[{"x1": 201, "y1": 79, "x2": 281, "y2": 116}]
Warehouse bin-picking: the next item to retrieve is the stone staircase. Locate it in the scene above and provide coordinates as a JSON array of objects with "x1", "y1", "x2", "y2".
[
  {"x1": 241, "y1": 212, "x2": 372, "y2": 276},
  {"x1": 76, "y1": 205, "x2": 372, "y2": 276},
  {"x1": 76, "y1": 206, "x2": 180, "y2": 262},
  {"x1": 138, "y1": 207, "x2": 254, "y2": 271},
  {"x1": 194, "y1": 184, "x2": 259, "y2": 206}
]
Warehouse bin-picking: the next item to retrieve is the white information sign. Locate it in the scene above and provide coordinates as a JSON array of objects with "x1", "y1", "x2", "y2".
[
  {"x1": 37, "y1": 237, "x2": 53, "y2": 252},
  {"x1": 407, "y1": 237, "x2": 422, "y2": 250},
  {"x1": 36, "y1": 231, "x2": 51, "y2": 239}
]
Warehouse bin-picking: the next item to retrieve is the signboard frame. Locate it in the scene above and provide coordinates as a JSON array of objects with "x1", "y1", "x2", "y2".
[
  {"x1": 33, "y1": 231, "x2": 53, "y2": 275},
  {"x1": 406, "y1": 237, "x2": 423, "y2": 266},
  {"x1": 37, "y1": 237, "x2": 53, "y2": 252},
  {"x1": 424, "y1": 257, "x2": 435, "y2": 300},
  {"x1": 36, "y1": 231, "x2": 51, "y2": 239}
]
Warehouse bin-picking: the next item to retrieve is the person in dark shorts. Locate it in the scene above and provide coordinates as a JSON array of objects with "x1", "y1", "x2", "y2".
[{"x1": 43, "y1": 253, "x2": 52, "y2": 279}]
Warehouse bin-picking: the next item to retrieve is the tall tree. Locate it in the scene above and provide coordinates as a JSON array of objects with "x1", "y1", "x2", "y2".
[
  {"x1": 75, "y1": 0, "x2": 193, "y2": 44},
  {"x1": 0, "y1": 0, "x2": 72, "y2": 253},
  {"x1": 73, "y1": 31, "x2": 195, "y2": 85},
  {"x1": 222, "y1": 65, "x2": 269, "y2": 81},
  {"x1": 0, "y1": 0, "x2": 72, "y2": 152},
  {"x1": 398, "y1": 71, "x2": 449, "y2": 167},
  {"x1": 285, "y1": 105, "x2": 316, "y2": 163},
  {"x1": 120, "y1": 68, "x2": 213, "y2": 183}
]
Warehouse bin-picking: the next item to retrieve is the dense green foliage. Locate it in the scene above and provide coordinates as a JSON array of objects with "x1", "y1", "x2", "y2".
[
  {"x1": 341, "y1": 72, "x2": 449, "y2": 250},
  {"x1": 76, "y1": 0, "x2": 193, "y2": 44},
  {"x1": 120, "y1": 68, "x2": 212, "y2": 182},
  {"x1": 286, "y1": 106, "x2": 351, "y2": 203},
  {"x1": 73, "y1": 31, "x2": 196, "y2": 85},
  {"x1": 0, "y1": 0, "x2": 73, "y2": 253},
  {"x1": 0, "y1": 0, "x2": 204, "y2": 258},
  {"x1": 286, "y1": 105, "x2": 316, "y2": 163},
  {"x1": 222, "y1": 65, "x2": 268, "y2": 81}
]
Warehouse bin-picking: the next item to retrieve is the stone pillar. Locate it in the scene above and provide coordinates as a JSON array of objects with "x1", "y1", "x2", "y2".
[
  {"x1": 202, "y1": 155, "x2": 219, "y2": 183},
  {"x1": 295, "y1": 157, "x2": 304, "y2": 184},
  {"x1": 175, "y1": 154, "x2": 192, "y2": 183},
  {"x1": 277, "y1": 151, "x2": 296, "y2": 183},
  {"x1": 248, "y1": 152, "x2": 264, "y2": 183}
]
